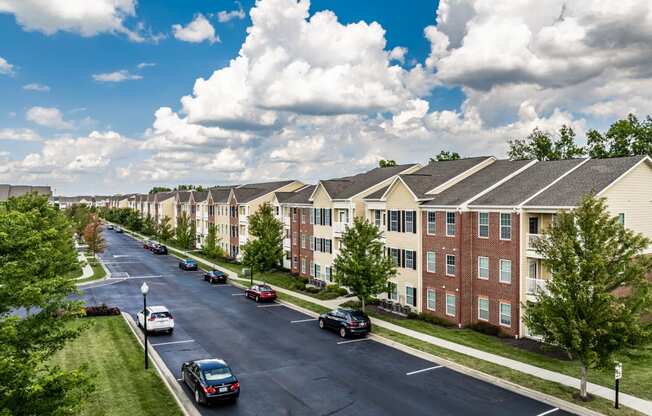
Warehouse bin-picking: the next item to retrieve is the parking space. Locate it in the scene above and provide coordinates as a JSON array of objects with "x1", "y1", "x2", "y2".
[{"x1": 79, "y1": 230, "x2": 574, "y2": 416}]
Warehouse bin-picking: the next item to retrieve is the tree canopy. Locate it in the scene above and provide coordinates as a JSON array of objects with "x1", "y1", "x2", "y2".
[
  {"x1": 83, "y1": 214, "x2": 106, "y2": 256},
  {"x1": 241, "y1": 203, "x2": 284, "y2": 278},
  {"x1": 148, "y1": 186, "x2": 171, "y2": 194},
  {"x1": 429, "y1": 150, "x2": 461, "y2": 162},
  {"x1": 0, "y1": 194, "x2": 93, "y2": 414},
  {"x1": 508, "y1": 125, "x2": 584, "y2": 161},
  {"x1": 524, "y1": 195, "x2": 652, "y2": 400},
  {"x1": 333, "y1": 217, "x2": 396, "y2": 311},
  {"x1": 379, "y1": 159, "x2": 397, "y2": 167},
  {"x1": 175, "y1": 212, "x2": 195, "y2": 249}
]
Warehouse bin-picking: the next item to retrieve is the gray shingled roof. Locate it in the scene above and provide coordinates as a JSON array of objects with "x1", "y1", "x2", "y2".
[
  {"x1": 285, "y1": 185, "x2": 315, "y2": 205},
  {"x1": 234, "y1": 180, "x2": 295, "y2": 203},
  {"x1": 400, "y1": 157, "x2": 492, "y2": 199},
  {"x1": 209, "y1": 187, "x2": 232, "y2": 203},
  {"x1": 320, "y1": 164, "x2": 417, "y2": 200},
  {"x1": 177, "y1": 191, "x2": 192, "y2": 203},
  {"x1": 469, "y1": 158, "x2": 586, "y2": 207},
  {"x1": 421, "y1": 159, "x2": 532, "y2": 206},
  {"x1": 194, "y1": 191, "x2": 208, "y2": 203},
  {"x1": 364, "y1": 185, "x2": 389, "y2": 200},
  {"x1": 525, "y1": 156, "x2": 647, "y2": 207}
]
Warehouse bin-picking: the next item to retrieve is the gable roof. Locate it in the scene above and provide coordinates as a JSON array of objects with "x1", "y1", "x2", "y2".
[
  {"x1": 421, "y1": 159, "x2": 533, "y2": 206},
  {"x1": 524, "y1": 155, "x2": 649, "y2": 207},
  {"x1": 468, "y1": 158, "x2": 587, "y2": 207},
  {"x1": 233, "y1": 180, "x2": 296, "y2": 203},
  {"x1": 176, "y1": 190, "x2": 192, "y2": 203},
  {"x1": 194, "y1": 191, "x2": 208, "y2": 203},
  {"x1": 283, "y1": 185, "x2": 315, "y2": 205},
  {"x1": 209, "y1": 186, "x2": 232, "y2": 203},
  {"x1": 318, "y1": 164, "x2": 418, "y2": 200}
]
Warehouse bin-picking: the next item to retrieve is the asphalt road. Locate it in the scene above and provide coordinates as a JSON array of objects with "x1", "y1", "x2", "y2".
[{"x1": 79, "y1": 230, "x2": 574, "y2": 416}]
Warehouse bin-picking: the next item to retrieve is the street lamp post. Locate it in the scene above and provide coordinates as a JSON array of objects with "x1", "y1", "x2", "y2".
[{"x1": 141, "y1": 282, "x2": 149, "y2": 370}]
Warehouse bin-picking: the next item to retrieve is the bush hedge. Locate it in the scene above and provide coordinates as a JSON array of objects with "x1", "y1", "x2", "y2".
[{"x1": 85, "y1": 304, "x2": 121, "y2": 317}]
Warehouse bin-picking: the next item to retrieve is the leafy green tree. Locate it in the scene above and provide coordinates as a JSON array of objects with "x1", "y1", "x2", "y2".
[
  {"x1": 241, "y1": 203, "x2": 284, "y2": 282},
  {"x1": 524, "y1": 195, "x2": 652, "y2": 400},
  {"x1": 509, "y1": 125, "x2": 585, "y2": 161},
  {"x1": 149, "y1": 186, "x2": 171, "y2": 194},
  {"x1": 65, "y1": 205, "x2": 92, "y2": 238},
  {"x1": 378, "y1": 159, "x2": 397, "y2": 167},
  {"x1": 158, "y1": 216, "x2": 173, "y2": 242},
  {"x1": 587, "y1": 114, "x2": 652, "y2": 158},
  {"x1": 174, "y1": 184, "x2": 205, "y2": 191},
  {"x1": 142, "y1": 214, "x2": 156, "y2": 236},
  {"x1": 202, "y1": 223, "x2": 224, "y2": 258},
  {"x1": 429, "y1": 150, "x2": 461, "y2": 162},
  {"x1": 333, "y1": 217, "x2": 396, "y2": 311},
  {"x1": 0, "y1": 194, "x2": 93, "y2": 414},
  {"x1": 175, "y1": 212, "x2": 194, "y2": 249}
]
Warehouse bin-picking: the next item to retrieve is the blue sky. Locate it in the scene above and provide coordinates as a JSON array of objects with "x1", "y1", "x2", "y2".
[{"x1": 0, "y1": 0, "x2": 649, "y2": 194}]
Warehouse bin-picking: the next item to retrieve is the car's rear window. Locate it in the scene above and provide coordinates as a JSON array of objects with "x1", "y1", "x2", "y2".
[
  {"x1": 346, "y1": 310, "x2": 367, "y2": 319},
  {"x1": 152, "y1": 312, "x2": 171, "y2": 319},
  {"x1": 259, "y1": 286, "x2": 273, "y2": 292},
  {"x1": 203, "y1": 367, "x2": 232, "y2": 381}
]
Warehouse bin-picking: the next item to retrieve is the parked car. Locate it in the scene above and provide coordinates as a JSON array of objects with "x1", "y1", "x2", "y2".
[
  {"x1": 319, "y1": 308, "x2": 371, "y2": 338},
  {"x1": 107, "y1": 224, "x2": 114, "y2": 230},
  {"x1": 115, "y1": 227, "x2": 123, "y2": 233},
  {"x1": 179, "y1": 259, "x2": 198, "y2": 271},
  {"x1": 181, "y1": 359, "x2": 240, "y2": 405},
  {"x1": 152, "y1": 244, "x2": 168, "y2": 255},
  {"x1": 244, "y1": 284, "x2": 277, "y2": 302},
  {"x1": 144, "y1": 240, "x2": 156, "y2": 250},
  {"x1": 204, "y1": 269, "x2": 227, "y2": 284},
  {"x1": 136, "y1": 306, "x2": 174, "y2": 334}
]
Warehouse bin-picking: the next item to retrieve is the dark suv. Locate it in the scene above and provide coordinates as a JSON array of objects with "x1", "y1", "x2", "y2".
[
  {"x1": 152, "y1": 244, "x2": 168, "y2": 255},
  {"x1": 318, "y1": 308, "x2": 371, "y2": 338}
]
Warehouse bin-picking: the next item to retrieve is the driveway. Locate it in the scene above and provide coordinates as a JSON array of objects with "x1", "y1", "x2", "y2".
[{"x1": 79, "y1": 230, "x2": 573, "y2": 416}]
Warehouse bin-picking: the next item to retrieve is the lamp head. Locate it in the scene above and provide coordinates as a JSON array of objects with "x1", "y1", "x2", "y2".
[{"x1": 140, "y1": 282, "x2": 149, "y2": 295}]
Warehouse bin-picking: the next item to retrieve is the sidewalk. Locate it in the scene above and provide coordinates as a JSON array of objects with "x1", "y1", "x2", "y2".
[
  {"x1": 77, "y1": 252, "x2": 94, "y2": 280},
  {"x1": 117, "y1": 226, "x2": 652, "y2": 415}
]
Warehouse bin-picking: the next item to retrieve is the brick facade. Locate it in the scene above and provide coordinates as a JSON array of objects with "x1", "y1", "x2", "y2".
[
  {"x1": 229, "y1": 200, "x2": 239, "y2": 258},
  {"x1": 290, "y1": 207, "x2": 313, "y2": 278}
]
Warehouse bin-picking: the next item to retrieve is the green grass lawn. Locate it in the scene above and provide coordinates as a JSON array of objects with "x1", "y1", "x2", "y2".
[{"x1": 51, "y1": 316, "x2": 182, "y2": 416}]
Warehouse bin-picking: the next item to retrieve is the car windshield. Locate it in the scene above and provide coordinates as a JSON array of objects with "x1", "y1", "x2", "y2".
[
  {"x1": 202, "y1": 367, "x2": 232, "y2": 381},
  {"x1": 151, "y1": 312, "x2": 171, "y2": 319},
  {"x1": 259, "y1": 286, "x2": 273, "y2": 292},
  {"x1": 344, "y1": 310, "x2": 366, "y2": 319},
  {"x1": 186, "y1": 260, "x2": 194, "y2": 264}
]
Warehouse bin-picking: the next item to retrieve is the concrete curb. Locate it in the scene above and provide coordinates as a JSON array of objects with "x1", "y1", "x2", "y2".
[
  {"x1": 121, "y1": 312, "x2": 200, "y2": 416},
  {"x1": 76, "y1": 254, "x2": 112, "y2": 287}
]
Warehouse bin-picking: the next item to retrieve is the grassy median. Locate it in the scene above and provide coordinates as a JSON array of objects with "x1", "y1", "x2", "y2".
[{"x1": 51, "y1": 316, "x2": 182, "y2": 416}]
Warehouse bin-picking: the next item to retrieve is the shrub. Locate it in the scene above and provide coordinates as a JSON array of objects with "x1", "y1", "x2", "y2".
[
  {"x1": 469, "y1": 321, "x2": 508, "y2": 337},
  {"x1": 325, "y1": 285, "x2": 348, "y2": 296},
  {"x1": 84, "y1": 304, "x2": 121, "y2": 317},
  {"x1": 407, "y1": 311, "x2": 456, "y2": 328},
  {"x1": 304, "y1": 286, "x2": 320, "y2": 293}
]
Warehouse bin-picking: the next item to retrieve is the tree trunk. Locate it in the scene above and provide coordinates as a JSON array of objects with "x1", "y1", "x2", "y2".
[
  {"x1": 580, "y1": 365, "x2": 588, "y2": 400},
  {"x1": 360, "y1": 296, "x2": 366, "y2": 312}
]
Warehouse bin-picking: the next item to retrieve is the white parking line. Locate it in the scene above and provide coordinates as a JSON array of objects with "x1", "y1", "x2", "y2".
[
  {"x1": 176, "y1": 378, "x2": 184, "y2": 382},
  {"x1": 536, "y1": 408, "x2": 559, "y2": 416},
  {"x1": 125, "y1": 274, "x2": 163, "y2": 279},
  {"x1": 102, "y1": 261, "x2": 141, "y2": 265},
  {"x1": 405, "y1": 366, "x2": 443, "y2": 376},
  {"x1": 257, "y1": 303, "x2": 285, "y2": 308},
  {"x1": 291, "y1": 318, "x2": 318, "y2": 323},
  {"x1": 151, "y1": 339, "x2": 195, "y2": 347},
  {"x1": 231, "y1": 293, "x2": 245, "y2": 296},
  {"x1": 337, "y1": 338, "x2": 371, "y2": 345}
]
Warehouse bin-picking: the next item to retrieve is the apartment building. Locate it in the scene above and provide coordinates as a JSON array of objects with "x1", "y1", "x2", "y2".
[
  {"x1": 153, "y1": 191, "x2": 176, "y2": 225},
  {"x1": 274, "y1": 185, "x2": 315, "y2": 274},
  {"x1": 194, "y1": 191, "x2": 209, "y2": 246},
  {"x1": 308, "y1": 164, "x2": 421, "y2": 284}
]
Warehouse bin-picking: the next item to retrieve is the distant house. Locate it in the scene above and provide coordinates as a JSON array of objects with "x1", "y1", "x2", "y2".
[{"x1": 0, "y1": 184, "x2": 52, "y2": 203}]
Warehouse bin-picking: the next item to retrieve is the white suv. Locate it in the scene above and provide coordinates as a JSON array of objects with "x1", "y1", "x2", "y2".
[{"x1": 137, "y1": 306, "x2": 174, "y2": 334}]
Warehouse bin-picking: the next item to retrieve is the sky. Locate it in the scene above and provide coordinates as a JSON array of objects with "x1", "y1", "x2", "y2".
[{"x1": 1, "y1": 0, "x2": 651, "y2": 195}]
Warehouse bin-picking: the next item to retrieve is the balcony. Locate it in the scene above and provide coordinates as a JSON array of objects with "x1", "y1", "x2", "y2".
[
  {"x1": 526, "y1": 233, "x2": 545, "y2": 258},
  {"x1": 526, "y1": 277, "x2": 548, "y2": 296},
  {"x1": 283, "y1": 237, "x2": 291, "y2": 249},
  {"x1": 239, "y1": 234, "x2": 248, "y2": 245},
  {"x1": 283, "y1": 217, "x2": 290, "y2": 227},
  {"x1": 333, "y1": 221, "x2": 351, "y2": 235}
]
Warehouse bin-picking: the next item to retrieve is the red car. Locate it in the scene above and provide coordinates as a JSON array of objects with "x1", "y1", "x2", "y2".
[{"x1": 244, "y1": 284, "x2": 277, "y2": 302}]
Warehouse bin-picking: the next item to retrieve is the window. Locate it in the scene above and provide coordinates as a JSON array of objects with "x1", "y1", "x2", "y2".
[
  {"x1": 478, "y1": 298, "x2": 489, "y2": 321},
  {"x1": 389, "y1": 248, "x2": 400, "y2": 266},
  {"x1": 374, "y1": 210, "x2": 382, "y2": 228},
  {"x1": 309, "y1": 209, "x2": 314, "y2": 224},
  {"x1": 309, "y1": 237, "x2": 314, "y2": 251},
  {"x1": 387, "y1": 282, "x2": 397, "y2": 300},
  {"x1": 292, "y1": 208, "x2": 297, "y2": 222},
  {"x1": 478, "y1": 256, "x2": 489, "y2": 279},
  {"x1": 446, "y1": 212, "x2": 456, "y2": 236},
  {"x1": 499, "y1": 259, "x2": 512, "y2": 284},
  {"x1": 325, "y1": 266, "x2": 332, "y2": 281},
  {"x1": 500, "y1": 213, "x2": 512, "y2": 240},
  {"x1": 301, "y1": 209, "x2": 306, "y2": 224},
  {"x1": 314, "y1": 208, "x2": 321, "y2": 225},
  {"x1": 324, "y1": 239, "x2": 332, "y2": 253},
  {"x1": 528, "y1": 258, "x2": 538, "y2": 278},
  {"x1": 478, "y1": 212, "x2": 489, "y2": 238},
  {"x1": 309, "y1": 261, "x2": 314, "y2": 277},
  {"x1": 406, "y1": 286, "x2": 416, "y2": 307},
  {"x1": 426, "y1": 252, "x2": 436, "y2": 273},
  {"x1": 427, "y1": 212, "x2": 436, "y2": 235},
  {"x1": 618, "y1": 213, "x2": 625, "y2": 225},
  {"x1": 500, "y1": 302, "x2": 512, "y2": 327},
  {"x1": 405, "y1": 250, "x2": 415, "y2": 269},
  {"x1": 389, "y1": 210, "x2": 399, "y2": 232},
  {"x1": 446, "y1": 294, "x2": 456, "y2": 316},
  {"x1": 314, "y1": 264, "x2": 321, "y2": 279},
  {"x1": 300, "y1": 234, "x2": 306, "y2": 249},
  {"x1": 292, "y1": 232, "x2": 297, "y2": 245},
  {"x1": 301, "y1": 258, "x2": 306, "y2": 274},
  {"x1": 528, "y1": 216, "x2": 539, "y2": 234},
  {"x1": 404, "y1": 211, "x2": 415, "y2": 233},
  {"x1": 324, "y1": 209, "x2": 331, "y2": 226},
  {"x1": 426, "y1": 288, "x2": 436, "y2": 311},
  {"x1": 446, "y1": 254, "x2": 456, "y2": 276}
]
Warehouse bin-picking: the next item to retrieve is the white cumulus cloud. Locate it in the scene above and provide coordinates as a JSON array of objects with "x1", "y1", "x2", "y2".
[
  {"x1": 217, "y1": 2, "x2": 245, "y2": 23},
  {"x1": 172, "y1": 14, "x2": 219, "y2": 44},
  {"x1": 0, "y1": 128, "x2": 41, "y2": 141},
  {"x1": 23, "y1": 83, "x2": 50, "y2": 92},
  {"x1": 0, "y1": 56, "x2": 14, "y2": 75},
  {"x1": 92, "y1": 69, "x2": 143, "y2": 82},
  {"x1": 26, "y1": 106, "x2": 73, "y2": 129}
]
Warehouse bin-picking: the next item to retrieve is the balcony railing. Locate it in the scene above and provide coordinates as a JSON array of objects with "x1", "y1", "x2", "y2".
[
  {"x1": 333, "y1": 221, "x2": 351, "y2": 234},
  {"x1": 526, "y1": 277, "x2": 548, "y2": 295},
  {"x1": 527, "y1": 233, "x2": 542, "y2": 250},
  {"x1": 283, "y1": 217, "x2": 290, "y2": 226}
]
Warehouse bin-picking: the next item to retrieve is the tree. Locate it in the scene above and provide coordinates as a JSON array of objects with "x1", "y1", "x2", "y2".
[
  {"x1": 175, "y1": 212, "x2": 194, "y2": 249},
  {"x1": 65, "y1": 205, "x2": 91, "y2": 238},
  {"x1": 142, "y1": 214, "x2": 156, "y2": 236},
  {"x1": 149, "y1": 186, "x2": 171, "y2": 194},
  {"x1": 0, "y1": 194, "x2": 93, "y2": 414},
  {"x1": 523, "y1": 195, "x2": 652, "y2": 400},
  {"x1": 202, "y1": 224, "x2": 224, "y2": 258},
  {"x1": 241, "y1": 203, "x2": 284, "y2": 282},
  {"x1": 333, "y1": 217, "x2": 396, "y2": 311},
  {"x1": 429, "y1": 150, "x2": 461, "y2": 162},
  {"x1": 83, "y1": 214, "x2": 106, "y2": 256},
  {"x1": 158, "y1": 216, "x2": 173, "y2": 242},
  {"x1": 509, "y1": 125, "x2": 585, "y2": 161},
  {"x1": 378, "y1": 159, "x2": 397, "y2": 168},
  {"x1": 174, "y1": 184, "x2": 206, "y2": 191},
  {"x1": 587, "y1": 114, "x2": 652, "y2": 158}
]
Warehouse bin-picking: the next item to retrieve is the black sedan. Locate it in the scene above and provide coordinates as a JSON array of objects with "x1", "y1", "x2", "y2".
[
  {"x1": 203, "y1": 269, "x2": 227, "y2": 284},
  {"x1": 319, "y1": 308, "x2": 371, "y2": 338},
  {"x1": 179, "y1": 259, "x2": 198, "y2": 271},
  {"x1": 115, "y1": 227, "x2": 123, "y2": 233},
  {"x1": 152, "y1": 244, "x2": 168, "y2": 255},
  {"x1": 181, "y1": 359, "x2": 240, "y2": 405}
]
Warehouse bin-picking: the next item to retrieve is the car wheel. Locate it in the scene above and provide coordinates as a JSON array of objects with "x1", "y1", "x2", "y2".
[
  {"x1": 194, "y1": 388, "x2": 202, "y2": 405},
  {"x1": 168, "y1": 328, "x2": 173, "y2": 334},
  {"x1": 339, "y1": 327, "x2": 347, "y2": 338},
  {"x1": 319, "y1": 319, "x2": 325, "y2": 329},
  {"x1": 255, "y1": 295, "x2": 260, "y2": 302}
]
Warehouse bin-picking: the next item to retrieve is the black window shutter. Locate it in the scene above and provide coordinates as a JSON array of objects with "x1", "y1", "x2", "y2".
[
  {"x1": 400, "y1": 210, "x2": 405, "y2": 233},
  {"x1": 329, "y1": 209, "x2": 332, "y2": 226},
  {"x1": 386, "y1": 210, "x2": 390, "y2": 231},
  {"x1": 400, "y1": 249, "x2": 405, "y2": 268},
  {"x1": 412, "y1": 251, "x2": 417, "y2": 270},
  {"x1": 412, "y1": 288, "x2": 417, "y2": 306},
  {"x1": 412, "y1": 211, "x2": 417, "y2": 233}
]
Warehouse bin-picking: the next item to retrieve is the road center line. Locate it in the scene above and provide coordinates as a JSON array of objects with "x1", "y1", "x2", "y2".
[
  {"x1": 231, "y1": 293, "x2": 245, "y2": 296},
  {"x1": 337, "y1": 338, "x2": 371, "y2": 345},
  {"x1": 125, "y1": 275, "x2": 164, "y2": 279},
  {"x1": 405, "y1": 366, "x2": 444, "y2": 376},
  {"x1": 257, "y1": 303, "x2": 285, "y2": 308},
  {"x1": 535, "y1": 408, "x2": 559, "y2": 416},
  {"x1": 151, "y1": 339, "x2": 195, "y2": 347},
  {"x1": 291, "y1": 318, "x2": 318, "y2": 323}
]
